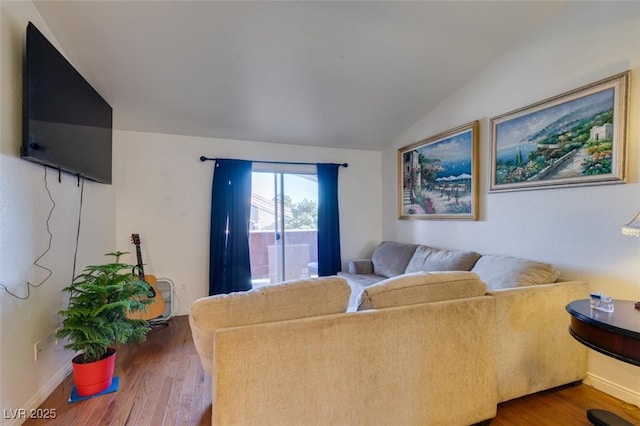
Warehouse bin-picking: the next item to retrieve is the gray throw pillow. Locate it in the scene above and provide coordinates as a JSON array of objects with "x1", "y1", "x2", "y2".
[
  {"x1": 372, "y1": 241, "x2": 418, "y2": 278},
  {"x1": 405, "y1": 245, "x2": 481, "y2": 273},
  {"x1": 471, "y1": 255, "x2": 560, "y2": 290}
]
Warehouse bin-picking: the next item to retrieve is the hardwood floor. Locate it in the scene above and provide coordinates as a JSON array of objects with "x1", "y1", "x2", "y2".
[
  {"x1": 493, "y1": 384, "x2": 639, "y2": 426},
  {"x1": 25, "y1": 315, "x2": 640, "y2": 426},
  {"x1": 25, "y1": 316, "x2": 211, "y2": 426}
]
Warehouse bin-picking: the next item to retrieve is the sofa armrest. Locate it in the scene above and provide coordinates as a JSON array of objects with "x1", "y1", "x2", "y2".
[
  {"x1": 487, "y1": 280, "x2": 589, "y2": 402},
  {"x1": 348, "y1": 259, "x2": 374, "y2": 274}
]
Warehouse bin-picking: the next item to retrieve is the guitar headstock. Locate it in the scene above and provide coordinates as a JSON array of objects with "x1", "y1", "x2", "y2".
[{"x1": 131, "y1": 233, "x2": 141, "y2": 247}]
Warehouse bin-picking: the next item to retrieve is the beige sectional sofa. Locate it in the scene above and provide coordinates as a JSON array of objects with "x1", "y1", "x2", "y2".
[
  {"x1": 189, "y1": 241, "x2": 589, "y2": 425},
  {"x1": 340, "y1": 241, "x2": 589, "y2": 402},
  {"x1": 190, "y1": 275, "x2": 497, "y2": 425}
]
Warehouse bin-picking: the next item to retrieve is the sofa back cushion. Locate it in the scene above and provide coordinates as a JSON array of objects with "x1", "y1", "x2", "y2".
[
  {"x1": 357, "y1": 271, "x2": 487, "y2": 311},
  {"x1": 189, "y1": 276, "x2": 351, "y2": 374},
  {"x1": 471, "y1": 255, "x2": 560, "y2": 290},
  {"x1": 404, "y1": 245, "x2": 481, "y2": 274},
  {"x1": 372, "y1": 241, "x2": 419, "y2": 278}
]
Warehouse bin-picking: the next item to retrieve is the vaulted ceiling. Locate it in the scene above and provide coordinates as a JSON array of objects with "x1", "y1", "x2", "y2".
[{"x1": 33, "y1": 1, "x2": 564, "y2": 150}]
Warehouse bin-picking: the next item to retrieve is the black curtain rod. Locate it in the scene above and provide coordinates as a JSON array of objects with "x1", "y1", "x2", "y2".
[{"x1": 199, "y1": 156, "x2": 348, "y2": 168}]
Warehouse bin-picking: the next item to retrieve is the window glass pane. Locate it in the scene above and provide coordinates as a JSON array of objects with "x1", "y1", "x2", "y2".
[{"x1": 249, "y1": 171, "x2": 318, "y2": 287}]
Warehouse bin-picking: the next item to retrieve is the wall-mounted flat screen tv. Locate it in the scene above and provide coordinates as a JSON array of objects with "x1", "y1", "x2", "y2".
[{"x1": 22, "y1": 22, "x2": 112, "y2": 184}]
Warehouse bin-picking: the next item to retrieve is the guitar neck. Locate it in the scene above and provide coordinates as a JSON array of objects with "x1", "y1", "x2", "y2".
[{"x1": 135, "y1": 245, "x2": 145, "y2": 280}]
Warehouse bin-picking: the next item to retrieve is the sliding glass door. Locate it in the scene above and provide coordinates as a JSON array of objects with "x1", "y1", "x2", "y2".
[{"x1": 249, "y1": 170, "x2": 318, "y2": 287}]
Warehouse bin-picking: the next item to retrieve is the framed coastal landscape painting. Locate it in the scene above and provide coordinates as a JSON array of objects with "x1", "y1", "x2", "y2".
[
  {"x1": 489, "y1": 71, "x2": 629, "y2": 192},
  {"x1": 398, "y1": 121, "x2": 478, "y2": 220}
]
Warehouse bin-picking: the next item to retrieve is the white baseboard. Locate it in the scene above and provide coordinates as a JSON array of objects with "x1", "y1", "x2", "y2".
[
  {"x1": 584, "y1": 372, "x2": 640, "y2": 408},
  {"x1": 3, "y1": 366, "x2": 70, "y2": 426}
]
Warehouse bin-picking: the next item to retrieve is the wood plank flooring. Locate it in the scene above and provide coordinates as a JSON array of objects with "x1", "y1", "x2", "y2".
[
  {"x1": 24, "y1": 315, "x2": 640, "y2": 426},
  {"x1": 493, "y1": 383, "x2": 639, "y2": 426},
  {"x1": 24, "y1": 316, "x2": 211, "y2": 426}
]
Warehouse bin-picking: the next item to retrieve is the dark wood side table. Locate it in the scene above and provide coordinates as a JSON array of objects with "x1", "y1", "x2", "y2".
[{"x1": 566, "y1": 299, "x2": 640, "y2": 426}]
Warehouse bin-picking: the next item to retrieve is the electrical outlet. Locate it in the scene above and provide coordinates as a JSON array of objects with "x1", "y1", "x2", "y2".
[
  {"x1": 34, "y1": 334, "x2": 56, "y2": 361},
  {"x1": 34, "y1": 340, "x2": 43, "y2": 362}
]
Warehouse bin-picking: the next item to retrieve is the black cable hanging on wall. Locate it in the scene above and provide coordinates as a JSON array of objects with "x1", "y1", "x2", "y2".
[
  {"x1": 0, "y1": 166, "x2": 55, "y2": 299},
  {"x1": 0, "y1": 167, "x2": 87, "y2": 300}
]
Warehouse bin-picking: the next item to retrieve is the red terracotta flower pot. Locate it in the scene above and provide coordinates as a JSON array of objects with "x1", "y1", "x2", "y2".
[{"x1": 71, "y1": 348, "x2": 116, "y2": 397}]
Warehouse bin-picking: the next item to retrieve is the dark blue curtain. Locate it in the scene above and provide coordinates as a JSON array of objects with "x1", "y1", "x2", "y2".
[
  {"x1": 317, "y1": 163, "x2": 342, "y2": 276},
  {"x1": 209, "y1": 159, "x2": 253, "y2": 295}
]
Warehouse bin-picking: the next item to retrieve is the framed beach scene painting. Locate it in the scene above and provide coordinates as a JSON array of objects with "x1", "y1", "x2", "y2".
[
  {"x1": 489, "y1": 71, "x2": 629, "y2": 192},
  {"x1": 398, "y1": 121, "x2": 478, "y2": 220}
]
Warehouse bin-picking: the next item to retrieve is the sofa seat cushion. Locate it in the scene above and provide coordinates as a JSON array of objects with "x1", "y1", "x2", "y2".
[
  {"x1": 471, "y1": 255, "x2": 560, "y2": 290},
  {"x1": 337, "y1": 272, "x2": 385, "y2": 287},
  {"x1": 357, "y1": 271, "x2": 487, "y2": 311},
  {"x1": 372, "y1": 241, "x2": 419, "y2": 278},
  {"x1": 189, "y1": 276, "x2": 351, "y2": 374},
  {"x1": 405, "y1": 245, "x2": 481, "y2": 274}
]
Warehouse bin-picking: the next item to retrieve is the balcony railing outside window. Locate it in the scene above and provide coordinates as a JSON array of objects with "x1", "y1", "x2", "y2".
[{"x1": 249, "y1": 229, "x2": 318, "y2": 288}]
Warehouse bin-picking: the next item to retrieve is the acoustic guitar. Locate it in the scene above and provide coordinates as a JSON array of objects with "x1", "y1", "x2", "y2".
[{"x1": 127, "y1": 234, "x2": 166, "y2": 320}]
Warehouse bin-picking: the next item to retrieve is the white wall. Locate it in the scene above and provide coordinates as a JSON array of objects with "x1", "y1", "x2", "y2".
[
  {"x1": 0, "y1": 2, "x2": 115, "y2": 424},
  {"x1": 383, "y1": 1, "x2": 640, "y2": 405},
  {"x1": 2, "y1": 0, "x2": 637, "y2": 417},
  {"x1": 114, "y1": 130, "x2": 382, "y2": 315}
]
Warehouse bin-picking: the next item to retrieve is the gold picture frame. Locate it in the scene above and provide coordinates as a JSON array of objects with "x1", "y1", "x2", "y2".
[
  {"x1": 489, "y1": 71, "x2": 629, "y2": 192},
  {"x1": 398, "y1": 121, "x2": 479, "y2": 220}
]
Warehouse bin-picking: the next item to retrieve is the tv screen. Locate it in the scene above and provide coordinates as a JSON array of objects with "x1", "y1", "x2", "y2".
[{"x1": 22, "y1": 22, "x2": 112, "y2": 184}]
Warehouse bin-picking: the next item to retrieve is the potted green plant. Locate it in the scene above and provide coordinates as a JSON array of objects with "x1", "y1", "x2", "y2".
[{"x1": 55, "y1": 251, "x2": 153, "y2": 397}]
